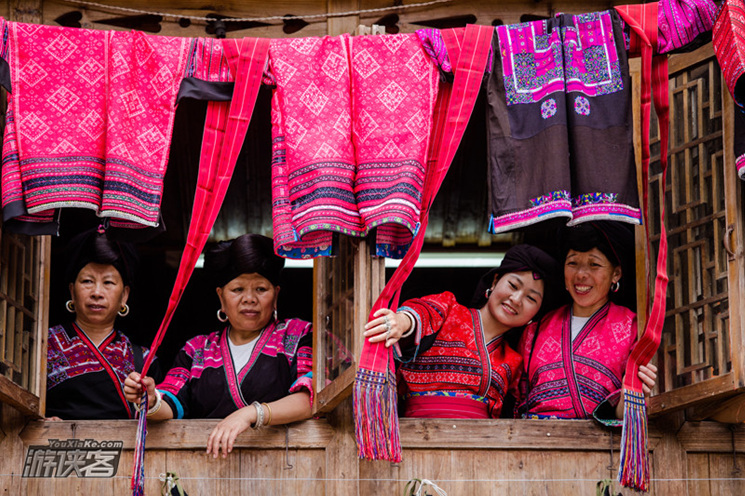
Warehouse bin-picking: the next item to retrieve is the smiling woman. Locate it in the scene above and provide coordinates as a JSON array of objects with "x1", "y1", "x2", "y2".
[
  {"x1": 518, "y1": 222, "x2": 657, "y2": 422},
  {"x1": 363, "y1": 244, "x2": 557, "y2": 419}
]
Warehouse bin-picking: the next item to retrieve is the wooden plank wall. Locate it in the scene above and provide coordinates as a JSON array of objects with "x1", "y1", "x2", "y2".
[{"x1": 2, "y1": 417, "x2": 744, "y2": 495}]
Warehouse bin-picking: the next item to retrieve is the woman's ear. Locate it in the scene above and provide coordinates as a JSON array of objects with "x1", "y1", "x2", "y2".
[
  {"x1": 121, "y1": 286, "x2": 130, "y2": 305},
  {"x1": 613, "y1": 265, "x2": 622, "y2": 283}
]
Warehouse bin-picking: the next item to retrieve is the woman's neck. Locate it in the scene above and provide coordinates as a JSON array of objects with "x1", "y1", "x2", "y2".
[
  {"x1": 478, "y1": 307, "x2": 511, "y2": 342},
  {"x1": 228, "y1": 326, "x2": 263, "y2": 346},
  {"x1": 74, "y1": 320, "x2": 114, "y2": 347},
  {"x1": 572, "y1": 298, "x2": 610, "y2": 318}
]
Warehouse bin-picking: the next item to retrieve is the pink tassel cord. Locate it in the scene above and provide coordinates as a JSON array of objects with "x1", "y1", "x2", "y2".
[
  {"x1": 353, "y1": 368, "x2": 402, "y2": 462},
  {"x1": 617, "y1": 389, "x2": 649, "y2": 492},
  {"x1": 131, "y1": 392, "x2": 148, "y2": 496}
]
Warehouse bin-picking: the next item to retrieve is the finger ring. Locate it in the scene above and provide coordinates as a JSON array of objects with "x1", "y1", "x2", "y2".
[
  {"x1": 385, "y1": 329, "x2": 391, "y2": 340},
  {"x1": 384, "y1": 316, "x2": 392, "y2": 332}
]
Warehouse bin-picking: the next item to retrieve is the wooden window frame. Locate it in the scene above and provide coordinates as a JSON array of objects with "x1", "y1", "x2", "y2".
[{"x1": 0, "y1": 228, "x2": 51, "y2": 418}]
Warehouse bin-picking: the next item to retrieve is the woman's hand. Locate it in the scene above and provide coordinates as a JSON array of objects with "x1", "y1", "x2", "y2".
[
  {"x1": 206, "y1": 406, "x2": 256, "y2": 459},
  {"x1": 638, "y1": 363, "x2": 658, "y2": 396},
  {"x1": 363, "y1": 309, "x2": 411, "y2": 348},
  {"x1": 123, "y1": 371, "x2": 157, "y2": 406}
]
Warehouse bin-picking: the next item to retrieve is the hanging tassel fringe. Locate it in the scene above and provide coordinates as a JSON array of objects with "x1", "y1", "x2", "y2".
[
  {"x1": 617, "y1": 389, "x2": 649, "y2": 492},
  {"x1": 131, "y1": 391, "x2": 149, "y2": 496},
  {"x1": 353, "y1": 367, "x2": 401, "y2": 462}
]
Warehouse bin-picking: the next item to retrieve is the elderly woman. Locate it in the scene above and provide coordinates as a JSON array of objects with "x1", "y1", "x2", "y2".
[
  {"x1": 124, "y1": 233, "x2": 313, "y2": 458},
  {"x1": 46, "y1": 229, "x2": 158, "y2": 420},
  {"x1": 518, "y1": 222, "x2": 657, "y2": 420},
  {"x1": 364, "y1": 245, "x2": 557, "y2": 419}
]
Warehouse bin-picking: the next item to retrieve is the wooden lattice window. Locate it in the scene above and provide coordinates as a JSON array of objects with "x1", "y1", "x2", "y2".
[
  {"x1": 312, "y1": 236, "x2": 384, "y2": 414},
  {"x1": 645, "y1": 44, "x2": 745, "y2": 415},
  {"x1": 0, "y1": 228, "x2": 50, "y2": 417}
]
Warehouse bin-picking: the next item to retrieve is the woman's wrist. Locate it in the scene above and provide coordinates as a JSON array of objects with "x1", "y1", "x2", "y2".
[
  {"x1": 398, "y1": 311, "x2": 415, "y2": 338},
  {"x1": 146, "y1": 390, "x2": 163, "y2": 417}
]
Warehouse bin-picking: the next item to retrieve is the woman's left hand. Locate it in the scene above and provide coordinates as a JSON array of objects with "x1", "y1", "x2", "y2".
[
  {"x1": 206, "y1": 406, "x2": 256, "y2": 459},
  {"x1": 638, "y1": 363, "x2": 658, "y2": 396}
]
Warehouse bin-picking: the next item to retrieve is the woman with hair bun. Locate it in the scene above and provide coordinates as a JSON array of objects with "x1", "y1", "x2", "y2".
[
  {"x1": 518, "y1": 222, "x2": 657, "y2": 421},
  {"x1": 46, "y1": 228, "x2": 159, "y2": 420},
  {"x1": 124, "y1": 233, "x2": 313, "y2": 458}
]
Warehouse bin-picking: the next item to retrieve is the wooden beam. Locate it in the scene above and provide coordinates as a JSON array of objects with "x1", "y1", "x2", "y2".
[
  {"x1": 649, "y1": 373, "x2": 739, "y2": 414},
  {"x1": 398, "y1": 418, "x2": 663, "y2": 451},
  {"x1": 0, "y1": 375, "x2": 41, "y2": 418},
  {"x1": 677, "y1": 421, "x2": 745, "y2": 453},
  {"x1": 315, "y1": 364, "x2": 355, "y2": 414},
  {"x1": 21, "y1": 418, "x2": 335, "y2": 450}
]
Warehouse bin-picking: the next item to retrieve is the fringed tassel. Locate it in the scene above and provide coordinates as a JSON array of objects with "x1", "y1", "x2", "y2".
[
  {"x1": 353, "y1": 368, "x2": 401, "y2": 462},
  {"x1": 131, "y1": 392, "x2": 148, "y2": 496},
  {"x1": 617, "y1": 389, "x2": 649, "y2": 492}
]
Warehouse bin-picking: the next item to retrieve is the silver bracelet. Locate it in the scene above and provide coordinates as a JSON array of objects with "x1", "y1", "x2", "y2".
[
  {"x1": 251, "y1": 401, "x2": 264, "y2": 430},
  {"x1": 399, "y1": 311, "x2": 416, "y2": 339}
]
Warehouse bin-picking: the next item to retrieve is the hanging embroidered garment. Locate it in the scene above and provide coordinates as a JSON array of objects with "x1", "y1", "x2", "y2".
[
  {"x1": 269, "y1": 35, "x2": 357, "y2": 259},
  {"x1": 350, "y1": 34, "x2": 439, "y2": 258},
  {"x1": 0, "y1": 20, "x2": 188, "y2": 234},
  {"x1": 487, "y1": 10, "x2": 640, "y2": 233},
  {"x1": 517, "y1": 303, "x2": 637, "y2": 421},
  {"x1": 657, "y1": 0, "x2": 718, "y2": 54},
  {"x1": 157, "y1": 320, "x2": 313, "y2": 419},
  {"x1": 395, "y1": 292, "x2": 522, "y2": 419},
  {"x1": 268, "y1": 33, "x2": 439, "y2": 259}
]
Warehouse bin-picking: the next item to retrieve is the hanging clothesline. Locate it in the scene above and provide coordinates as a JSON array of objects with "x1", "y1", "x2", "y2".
[{"x1": 54, "y1": 0, "x2": 454, "y2": 23}]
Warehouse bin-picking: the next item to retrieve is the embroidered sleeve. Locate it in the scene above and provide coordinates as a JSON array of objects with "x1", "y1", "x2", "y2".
[
  {"x1": 394, "y1": 291, "x2": 460, "y2": 363},
  {"x1": 157, "y1": 335, "x2": 208, "y2": 419},
  {"x1": 288, "y1": 326, "x2": 314, "y2": 406}
]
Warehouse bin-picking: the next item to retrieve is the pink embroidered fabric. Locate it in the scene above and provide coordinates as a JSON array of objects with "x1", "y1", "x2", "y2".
[
  {"x1": 0, "y1": 20, "x2": 188, "y2": 229},
  {"x1": 658, "y1": 0, "x2": 718, "y2": 54},
  {"x1": 269, "y1": 34, "x2": 438, "y2": 259},
  {"x1": 351, "y1": 34, "x2": 439, "y2": 257}
]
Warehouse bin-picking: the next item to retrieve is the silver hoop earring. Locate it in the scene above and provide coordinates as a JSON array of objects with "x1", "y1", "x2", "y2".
[
  {"x1": 66, "y1": 300, "x2": 75, "y2": 313},
  {"x1": 118, "y1": 304, "x2": 130, "y2": 317},
  {"x1": 610, "y1": 281, "x2": 620, "y2": 293},
  {"x1": 485, "y1": 288, "x2": 493, "y2": 299},
  {"x1": 273, "y1": 308, "x2": 278, "y2": 321},
  {"x1": 217, "y1": 309, "x2": 229, "y2": 323}
]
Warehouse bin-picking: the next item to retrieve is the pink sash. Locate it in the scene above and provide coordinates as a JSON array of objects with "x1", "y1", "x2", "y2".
[{"x1": 353, "y1": 24, "x2": 494, "y2": 462}]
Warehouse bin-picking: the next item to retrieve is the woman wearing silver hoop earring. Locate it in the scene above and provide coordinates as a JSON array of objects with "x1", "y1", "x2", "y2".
[
  {"x1": 125, "y1": 233, "x2": 313, "y2": 459},
  {"x1": 363, "y1": 245, "x2": 558, "y2": 419},
  {"x1": 518, "y1": 222, "x2": 657, "y2": 421},
  {"x1": 46, "y1": 228, "x2": 160, "y2": 421},
  {"x1": 216, "y1": 309, "x2": 228, "y2": 322}
]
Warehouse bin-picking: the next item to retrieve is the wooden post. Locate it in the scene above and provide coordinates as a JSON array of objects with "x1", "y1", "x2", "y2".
[{"x1": 323, "y1": 3, "x2": 362, "y2": 495}]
